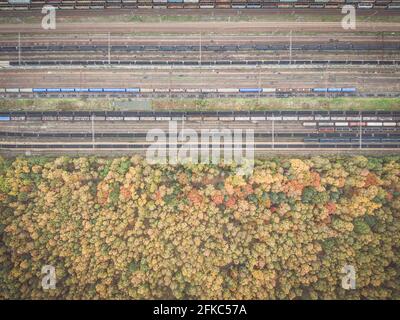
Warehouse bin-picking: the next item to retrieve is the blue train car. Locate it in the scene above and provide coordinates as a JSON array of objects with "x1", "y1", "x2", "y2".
[
  {"x1": 350, "y1": 138, "x2": 381, "y2": 143},
  {"x1": 304, "y1": 138, "x2": 319, "y2": 143},
  {"x1": 60, "y1": 88, "x2": 75, "y2": 93},
  {"x1": 88, "y1": 88, "x2": 103, "y2": 92},
  {"x1": 103, "y1": 88, "x2": 126, "y2": 93},
  {"x1": 126, "y1": 88, "x2": 141, "y2": 93},
  {"x1": 239, "y1": 88, "x2": 263, "y2": 93},
  {"x1": 382, "y1": 138, "x2": 400, "y2": 142},
  {"x1": 0, "y1": 116, "x2": 10, "y2": 121},
  {"x1": 167, "y1": 0, "x2": 183, "y2": 2},
  {"x1": 74, "y1": 88, "x2": 89, "y2": 92},
  {"x1": 341, "y1": 88, "x2": 357, "y2": 93},
  {"x1": 327, "y1": 88, "x2": 342, "y2": 93},
  {"x1": 320, "y1": 138, "x2": 351, "y2": 143},
  {"x1": 32, "y1": 88, "x2": 47, "y2": 93},
  {"x1": 312, "y1": 88, "x2": 328, "y2": 92},
  {"x1": 46, "y1": 88, "x2": 61, "y2": 92}
]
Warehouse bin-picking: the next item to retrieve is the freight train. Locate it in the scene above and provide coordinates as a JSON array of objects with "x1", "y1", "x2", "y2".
[
  {"x1": 0, "y1": 87, "x2": 357, "y2": 94},
  {"x1": 2, "y1": 0, "x2": 400, "y2": 11}
]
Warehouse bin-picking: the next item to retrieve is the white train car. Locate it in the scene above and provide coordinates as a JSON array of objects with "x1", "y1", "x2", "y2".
[
  {"x1": 358, "y1": 3, "x2": 374, "y2": 9},
  {"x1": 218, "y1": 88, "x2": 238, "y2": 93},
  {"x1": 5, "y1": 88, "x2": 19, "y2": 93},
  {"x1": 106, "y1": 116, "x2": 124, "y2": 121},
  {"x1": 20, "y1": 88, "x2": 33, "y2": 93},
  {"x1": 11, "y1": 116, "x2": 26, "y2": 121},
  {"x1": 267, "y1": 116, "x2": 283, "y2": 121},
  {"x1": 7, "y1": 0, "x2": 31, "y2": 3},
  {"x1": 140, "y1": 88, "x2": 154, "y2": 93},
  {"x1": 58, "y1": 116, "x2": 73, "y2": 121},
  {"x1": 282, "y1": 116, "x2": 298, "y2": 121},
  {"x1": 383, "y1": 122, "x2": 397, "y2": 127},
  {"x1": 251, "y1": 116, "x2": 266, "y2": 121},
  {"x1": 303, "y1": 122, "x2": 317, "y2": 127},
  {"x1": 367, "y1": 122, "x2": 383, "y2": 127},
  {"x1": 299, "y1": 116, "x2": 314, "y2": 121},
  {"x1": 154, "y1": 88, "x2": 169, "y2": 93},
  {"x1": 335, "y1": 122, "x2": 349, "y2": 126},
  {"x1": 170, "y1": 88, "x2": 186, "y2": 93},
  {"x1": 42, "y1": 115, "x2": 58, "y2": 121},
  {"x1": 315, "y1": 116, "x2": 331, "y2": 121},
  {"x1": 74, "y1": 116, "x2": 90, "y2": 121},
  {"x1": 346, "y1": 116, "x2": 361, "y2": 121},
  {"x1": 140, "y1": 116, "x2": 156, "y2": 121},
  {"x1": 186, "y1": 88, "x2": 202, "y2": 93},
  {"x1": 201, "y1": 88, "x2": 218, "y2": 93},
  {"x1": 262, "y1": 88, "x2": 277, "y2": 93},
  {"x1": 219, "y1": 116, "x2": 235, "y2": 121}
]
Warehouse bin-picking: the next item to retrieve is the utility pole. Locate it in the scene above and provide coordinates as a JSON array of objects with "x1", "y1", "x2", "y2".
[
  {"x1": 199, "y1": 32, "x2": 202, "y2": 66},
  {"x1": 325, "y1": 67, "x2": 328, "y2": 97},
  {"x1": 18, "y1": 32, "x2": 21, "y2": 66},
  {"x1": 359, "y1": 111, "x2": 362, "y2": 150},
  {"x1": 289, "y1": 30, "x2": 292, "y2": 65},
  {"x1": 91, "y1": 114, "x2": 95, "y2": 149},
  {"x1": 272, "y1": 116, "x2": 275, "y2": 149},
  {"x1": 257, "y1": 65, "x2": 261, "y2": 105},
  {"x1": 108, "y1": 32, "x2": 111, "y2": 65}
]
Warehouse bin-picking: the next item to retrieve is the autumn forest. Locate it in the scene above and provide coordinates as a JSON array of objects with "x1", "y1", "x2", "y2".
[{"x1": 0, "y1": 155, "x2": 399, "y2": 299}]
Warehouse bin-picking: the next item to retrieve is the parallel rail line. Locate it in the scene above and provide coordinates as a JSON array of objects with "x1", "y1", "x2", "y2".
[
  {"x1": 3, "y1": 44, "x2": 400, "y2": 52},
  {"x1": 1, "y1": 142, "x2": 399, "y2": 150},
  {"x1": 9, "y1": 59, "x2": 400, "y2": 66},
  {"x1": 1, "y1": 110, "x2": 399, "y2": 119},
  {"x1": 2, "y1": 131, "x2": 399, "y2": 139}
]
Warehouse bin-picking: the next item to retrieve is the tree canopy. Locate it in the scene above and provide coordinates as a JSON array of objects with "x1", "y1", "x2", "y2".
[{"x1": 0, "y1": 155, "x2": 399, "y2": 299}]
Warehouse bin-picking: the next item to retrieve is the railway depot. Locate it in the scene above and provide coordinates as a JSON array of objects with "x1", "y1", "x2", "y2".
[{"x1": 0, "y1": 0, "x2": 400, "y2": 305}]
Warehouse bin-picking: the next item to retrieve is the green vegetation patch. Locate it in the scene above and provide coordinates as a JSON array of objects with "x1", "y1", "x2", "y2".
[
  {"x1": 152, "y1": 97, "x2": 400, "y2": 111},
  {"x1": 1, "y1": 97, "x2": 400, "y2": 112}
]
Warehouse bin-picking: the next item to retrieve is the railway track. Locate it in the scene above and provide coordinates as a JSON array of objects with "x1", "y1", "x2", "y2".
[
  {"x1": 2, "y1": 66, "x2": 399, "y2": 95},
  {"x1": 1, "y1": 1, "x2": 400, "y2": 11},
  {"x1": 8, "y1": 59, "x2": 400, "y2": 66},
  {"x1": 1, "y1": 110, "x2": 399, "y2": 152},
  {"x1": 2, "y1": 110, "x2": 399, "y2": 119},
  {"x1": 3, "y1": 43, "x2": 400, "y2": 52},
  {"x1": 1, "y1": 142, "x2": 399, "y2": 150},
  {"x1": 3, "y1": 21, "x2": 400, "y2": 34}
]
